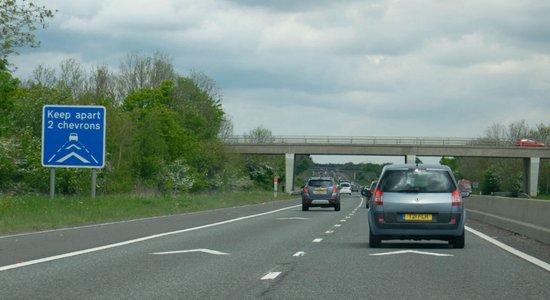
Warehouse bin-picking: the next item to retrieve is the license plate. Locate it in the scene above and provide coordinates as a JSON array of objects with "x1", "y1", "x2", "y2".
[
  {"x1": 403, "y1": 213, "x2": 432, "y2": 221},
  {"x1": 312, "y1": 200, "x2": 329, "y2": 204},
  {"x1": 313, "y1": 188, "x2": 327, "y2": 194}
]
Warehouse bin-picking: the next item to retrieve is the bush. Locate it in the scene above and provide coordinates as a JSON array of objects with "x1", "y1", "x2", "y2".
[
  {"x1": 482, "y1": 168, "x2": 501, "y2": 195},
  {"x1": 510, "y1": 172, "x2": 523, "y2": 197},
  {"x1": 160, "y1": 159, "x2": 195, "y2": 193}
]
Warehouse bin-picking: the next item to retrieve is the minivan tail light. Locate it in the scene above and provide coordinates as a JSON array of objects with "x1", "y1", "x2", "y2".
[
  {"x1": 452, "y1": 189, "x2": 462, "y2": 207},
  {"x1": 332, "y1": 186, "x2": 338, "y2": 196},
  {"x1": 374, "y1": 189, "x2": 383, "y2": 206},
  {"x1": 304, "y1": 186, "x2": 309, "y2": 194}
]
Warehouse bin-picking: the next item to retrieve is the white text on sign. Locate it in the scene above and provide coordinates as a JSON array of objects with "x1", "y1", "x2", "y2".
[
  {"x1": 46, "y1": 110, "x2": 102, "y2": 120},
  {"x1": 46, "y1": 110, "x2": 103, "y2": 131}
]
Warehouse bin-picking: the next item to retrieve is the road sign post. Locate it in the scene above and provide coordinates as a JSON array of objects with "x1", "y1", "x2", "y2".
[
  {"x1": 42, "y1": 105, "x2": 106, "y2": 198},
  {"x1": 49, "y1": 168, "x2": 55, "y2": 199},
  {"x1": 91, "y1": 169, "x2": 97, "y2": 198}
]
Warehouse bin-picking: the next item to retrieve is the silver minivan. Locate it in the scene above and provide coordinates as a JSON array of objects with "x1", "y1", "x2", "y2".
[{"x1": 367, "y1": 164, "x2": 467, "y2": 248}]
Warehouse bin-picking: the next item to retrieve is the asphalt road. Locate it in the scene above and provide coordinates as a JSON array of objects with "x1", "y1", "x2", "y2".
[{"x1": 1, "y1": 195, "x2": 549, "y2": 299}]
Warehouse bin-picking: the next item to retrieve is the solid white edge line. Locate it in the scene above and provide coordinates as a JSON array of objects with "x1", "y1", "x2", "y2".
[
  {"x1": 0, "y1": 204, "x2": 301, "y2": 272},
  {"x1": 261, "y1": 272, "x2": 282, "y2": 280},
  {"x1": 466, "y1": 226, "x2": 550, "y2": 272}
]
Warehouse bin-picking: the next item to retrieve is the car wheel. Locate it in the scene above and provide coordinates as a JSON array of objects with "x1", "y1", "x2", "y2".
[
  {"x1": 335, "y1": 203, "x2": 341, "y2": 211},
  {"x1": 302, "y1": 202, "x2": 309, "y2": 211},
  {"x1": 369, "y1": 228, "x2": 381, "y2": 248},
  {"x1": 449, "y1": 231, "x2": 465, "y2": 249}
]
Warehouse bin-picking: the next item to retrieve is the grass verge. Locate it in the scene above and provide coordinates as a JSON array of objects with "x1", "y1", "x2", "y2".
[
  {"x1": 0, "y1": 191, "x2": 293, "y2": 235},
  {"x1": 533, "y1": 193, "x2": 550, "y2": 201}
]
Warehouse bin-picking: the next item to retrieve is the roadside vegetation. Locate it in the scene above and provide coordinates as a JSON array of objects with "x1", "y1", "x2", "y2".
[{"x1": 531, "y1": 193, "x2": 550, "y2": 201}]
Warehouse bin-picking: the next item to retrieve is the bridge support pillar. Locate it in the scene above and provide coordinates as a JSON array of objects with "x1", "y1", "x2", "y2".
[
  {"x1": 523, "y1": 157, "x2": 540, "y2": 197},
  {"x1": 405, "y1": 154, "x2": 416, "y2": 164},
  {"x1": 285, "y1": 153, "x2": 295, "y2": 194}
]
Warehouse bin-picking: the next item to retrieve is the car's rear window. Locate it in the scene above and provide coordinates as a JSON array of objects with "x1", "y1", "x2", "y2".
[
  {"x1": 340, "y1": 183, "x2": 350, "y2": 187},
  {"x1": 380, "y1": 169, "x2": 455, "y2": 193},
  {"x1": 308, "y1": 180, "x2": 334, "y2": 188}
]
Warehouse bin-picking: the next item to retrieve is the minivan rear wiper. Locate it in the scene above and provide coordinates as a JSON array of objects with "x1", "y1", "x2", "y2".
[{"x1": 394, "y1": 188, "x2": 421, "y2": 193}]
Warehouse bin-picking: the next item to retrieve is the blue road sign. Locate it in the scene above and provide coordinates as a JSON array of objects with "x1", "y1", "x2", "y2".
[{"x1": 42, "y1": 105, "x2": 106, "y2": 168}]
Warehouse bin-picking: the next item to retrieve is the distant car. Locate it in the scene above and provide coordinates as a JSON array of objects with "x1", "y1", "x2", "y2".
[
  {"x1": 339, "y1": 182, "x2": 352, "y2": 195},
  {"x1": 515, "y1": 139, "x2": 545, "y2": 147},
  {"x1": 362, "y1": 180, "x2": 378, "y2": 208},
  {"x1": 458, "y1": 179, "x2": 472, "y2": 197},
  {"x1": 368, "y1": 164, "x2": 467, "y2": 248},
  {"x1": 302, "y1": 177, "x2": 341, "y2": 211},
  {"x1": 69, "y1": 133, "x2": 78, "y2": 142}
]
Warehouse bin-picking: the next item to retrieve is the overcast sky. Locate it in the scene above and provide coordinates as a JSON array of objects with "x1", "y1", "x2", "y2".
[{"x1": 11, "y1": 0, "x2": 550, "y2": 163}]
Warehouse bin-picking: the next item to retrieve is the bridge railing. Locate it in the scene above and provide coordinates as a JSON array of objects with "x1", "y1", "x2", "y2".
[{"x1": 224, "y1": 135, "x2": 520, "y2": 147}]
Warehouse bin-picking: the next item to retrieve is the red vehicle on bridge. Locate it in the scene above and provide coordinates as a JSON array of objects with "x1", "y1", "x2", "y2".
[{"x1": 515, "y1": 139, "x2": 545, "y2": 147}]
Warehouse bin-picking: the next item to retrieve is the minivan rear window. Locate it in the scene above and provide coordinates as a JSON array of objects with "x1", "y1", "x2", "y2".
[
  {"x1": 380, "y1": 170, "x2": 455, "y2": 193},
  {"x1": 308, "y1": 180, "x2": 333, "y2": 188}
]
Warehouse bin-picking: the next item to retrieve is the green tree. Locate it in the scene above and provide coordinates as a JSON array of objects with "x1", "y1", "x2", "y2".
[
  {"x1": 5, "y1": 85, "x2": 72, "y2": 194},
  {"x1": 0, "y1": 137, "x2": 16, "y2": 191},
  {"x1": 295, "y1": 155, "x2": 314, "y2": 177},
  {"x1": 510, "y1": 172, "x2": 523, "y2": 197},
  {"x1": 119, "y1": 76, "x2": 227, "y2": 193},
  {"x1": 172, "y1": 77, "x2": 224, "y2": 139},
  {"x1": 0, "y1": 67, "x2": 19, "y2": 134},
  {"x1": 482, "y1": 167, "x2": 501, "y2": 195},
  {"x1": 358, "y1": 162, "x2": 385, "y2": 183},
  {"x1": 0, "y1": 0, "x2": 56, "y2": 68},
  {"x1": 440, "y1": 156, "x2": 462, "y2": 179},
  {"x1": 103, "y1": 107, "x2": 137, "y2": 193},
  {"x1": 123, "y1": 81, "x2": 170, "y2": 111},
  {"x1": 10, "y1": 85, "x2": 70, "y2": 136}
]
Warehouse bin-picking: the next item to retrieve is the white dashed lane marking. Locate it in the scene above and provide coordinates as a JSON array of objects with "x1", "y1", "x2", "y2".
[{"x1": 261, "y1": 272, "x2": 282, "y2": 280}]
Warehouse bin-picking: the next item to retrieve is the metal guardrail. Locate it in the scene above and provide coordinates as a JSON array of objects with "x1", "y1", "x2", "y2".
[{"x1": 224, "y1": 135, "x2": 544, "y2": 148}]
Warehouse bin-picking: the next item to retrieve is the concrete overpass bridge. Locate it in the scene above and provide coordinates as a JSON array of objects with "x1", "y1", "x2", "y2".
[{"x1": 225, "y1": 135, "x2": 550, "y2": 196}]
